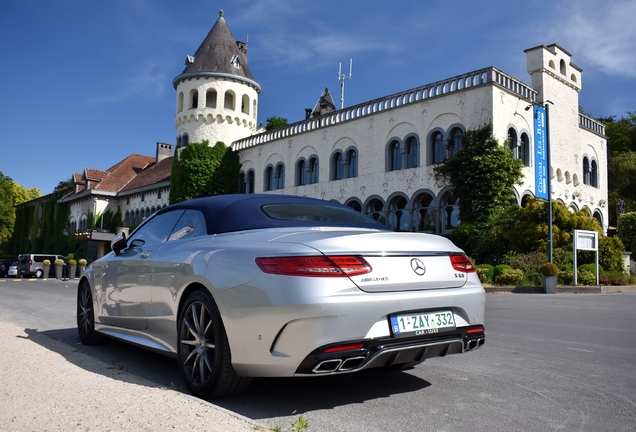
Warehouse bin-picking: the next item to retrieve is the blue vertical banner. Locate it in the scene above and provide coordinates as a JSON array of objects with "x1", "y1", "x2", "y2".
[{"x1": 534, "y1": 105, "x2": 548, "y2": 200}]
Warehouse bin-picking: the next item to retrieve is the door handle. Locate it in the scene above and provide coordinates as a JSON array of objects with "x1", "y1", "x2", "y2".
[{"x1": 140, "y1": 250, "x2": 152, "y2": 258}]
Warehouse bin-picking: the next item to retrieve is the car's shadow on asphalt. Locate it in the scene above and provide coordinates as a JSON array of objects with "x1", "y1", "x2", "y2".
[{"x1": 25, "y1": 327, "x2": 431, "y2": 418}]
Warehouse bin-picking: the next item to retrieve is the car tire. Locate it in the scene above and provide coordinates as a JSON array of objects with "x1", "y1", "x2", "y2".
[
  {"x1": 77, "y1": 280, "x2": 102, "y2": 345},
  {"x1": 177, "y1": 289, "x2": 251, "y2": 398},
  {"x1": 35, "y1": 269, "x2": 43, "y2": 278}
]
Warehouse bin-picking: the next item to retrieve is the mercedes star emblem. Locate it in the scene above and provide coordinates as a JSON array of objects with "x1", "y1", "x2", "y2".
[{"x1": 410, "y1": 258, "x2": 426, "y2": 276}]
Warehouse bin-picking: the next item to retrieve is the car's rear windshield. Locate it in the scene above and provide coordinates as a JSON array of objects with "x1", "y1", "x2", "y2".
[{"x1": 261, "y1": 203, "x2": 377, "y2": 224}]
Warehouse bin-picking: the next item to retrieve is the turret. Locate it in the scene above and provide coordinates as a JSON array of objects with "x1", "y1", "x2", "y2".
[{"x1": 173, "y1": 10, "x2": 261, "y2": 149}]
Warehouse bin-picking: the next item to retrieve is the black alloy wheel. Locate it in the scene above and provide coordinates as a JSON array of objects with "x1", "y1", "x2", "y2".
[
  {"x1": 77, "y1": 280, "x2": 101, "y2": 345},
  {"x1": 177, "y1": 290, "x2": 250, "y2": 398}
]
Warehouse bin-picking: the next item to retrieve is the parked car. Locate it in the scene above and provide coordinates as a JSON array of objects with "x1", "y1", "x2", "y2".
[
  {"x1": 17, "y1": 254, "x2": 66, "y2": 278},
  {"x1": 77, "y1": 194, "x2": 486, "y2": 399},
  {"x1": 7, "y1": 262, "x2": 18, "y2": 277},
  {"x1": 0, "y1": 259, "x2": 12, "y2": 277}
]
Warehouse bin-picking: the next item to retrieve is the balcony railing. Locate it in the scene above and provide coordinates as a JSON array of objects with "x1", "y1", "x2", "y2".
[{"x1": 232, "y1": 67, "x2": 537, "y2": 151}]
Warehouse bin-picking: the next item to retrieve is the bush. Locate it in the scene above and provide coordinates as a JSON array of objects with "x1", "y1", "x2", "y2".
[
  {"x1": 527, "y1": 271, "x2": 542, "y2": 285},
  {"x1": 495, "y1": 268, "x2": 524, "y2": 285},
  {"x1": 68, "y1": 259, "x2": 77, "y2": 265},
  {"x1": 493, "y1": 264, "x2": 513, "y2": 282},
  {"x1": 539, "y1": 263, "x2": 559, "y2": 276},
  {"x1": 476, "y1": 264, "x2": 494, "y2": 284},
  {"x1": 558, "y1": 270, "x2": 574, "y2": 285},
  {"x1": 599, "y1": 272, "x2": 628, "y2": 286},
  {"x1": 54, "y1": 259, "x2": 65, "y2": 266},
  {"x1": 42, "y1": 259, "x2": 50, "y2": 266},
  {"x1": 578, "y1": 268, "x2": 597, "y2": 285},
  {"x1": 502, "y1": 251, "x2": 547, "y2": 274},
  {"x1": 578, "y1": 263, "x2": 603, "y2": 275},
  {"x1": 78, "y1": 258, "x2": 87, "y2": 265}
]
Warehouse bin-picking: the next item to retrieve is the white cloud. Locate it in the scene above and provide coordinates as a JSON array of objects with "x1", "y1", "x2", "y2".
[{"x1": 556, "y1": 0, "x2": 636, "y2": 77}]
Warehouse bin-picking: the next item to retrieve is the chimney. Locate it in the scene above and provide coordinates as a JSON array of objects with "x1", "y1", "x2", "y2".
[{"x1": 156, "y1": 142, "x2": 174, "y2": 163}]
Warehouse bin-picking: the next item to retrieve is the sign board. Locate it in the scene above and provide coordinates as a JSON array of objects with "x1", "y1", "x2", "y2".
[
  {"x1": 573, "y1": 229, "x2": 599, "y2": 285},
  {"x1": 534, "y1": 105, "x2": 548, "y2": 200}
]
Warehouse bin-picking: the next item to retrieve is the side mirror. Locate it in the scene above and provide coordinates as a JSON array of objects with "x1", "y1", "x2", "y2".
[{"x1": 111, "y1": 232, "x2": 127, "y2": 256}]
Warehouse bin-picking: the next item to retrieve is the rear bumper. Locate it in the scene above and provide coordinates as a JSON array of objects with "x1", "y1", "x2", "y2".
[{"x1": 295, "y1": 325, "x2": 485, "y2": 375}]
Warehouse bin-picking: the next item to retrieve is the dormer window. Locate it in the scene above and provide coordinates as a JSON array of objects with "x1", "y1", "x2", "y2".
[{"x1": 230, "y1": 55, "x2": 240, "y2": 69}]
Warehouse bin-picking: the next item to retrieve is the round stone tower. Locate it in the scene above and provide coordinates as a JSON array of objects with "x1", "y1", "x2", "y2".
[{"x1": 173, "y1": 10, "x2": 261, "y2": 149}]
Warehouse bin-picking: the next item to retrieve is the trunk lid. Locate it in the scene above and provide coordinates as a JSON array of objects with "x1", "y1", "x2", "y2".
[{"x1": 269, "y1": 229, "x2": 467, "y2": 292}]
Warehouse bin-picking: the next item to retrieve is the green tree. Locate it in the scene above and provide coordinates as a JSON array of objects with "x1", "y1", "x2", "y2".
[
  {"x1": 0, "y1": 173, "x2": 14, "y2": 245},
  {"x1": 265, "y1": 116, "x2": 288, "y2": 131},
  {"x1": 608, "y1": 152, "x2": 636, "y2": 226},
  {"x1": 169, "y1": 141, "x2": 240, "y2": 204},
  {"x1": 11, "y1": 182, "x2": 41, "y2": 205},
  {"x1": 434, "y1": 124, "x2": 523, "y2": 226},
  {"x1": 601, "y1": 112, "x2": 636, "y2": 155}
]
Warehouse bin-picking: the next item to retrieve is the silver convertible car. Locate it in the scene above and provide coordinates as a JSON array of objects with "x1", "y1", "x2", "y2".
[{"x1": 77, "y1": 194, "x2": 485, "y2": 398}]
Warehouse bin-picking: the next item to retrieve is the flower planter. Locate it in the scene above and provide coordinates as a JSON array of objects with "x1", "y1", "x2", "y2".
[
  {"x1": 42, "y1": 265, "x2": 50, "y2": 279},
  {"x1": 69, "y1": 265, "x2": 77, "y2": 279},
  {"x1": 543, "y1": 275, "x2": 557, "y2": 294},
  {"x1": 55, "y1": 265, "x2": 63, "y2": 280}
]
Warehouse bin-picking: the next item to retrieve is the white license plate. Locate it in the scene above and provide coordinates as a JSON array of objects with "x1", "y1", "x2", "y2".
[{"x1": 390, "y1": 310, "x2": 455, "y2": 336}]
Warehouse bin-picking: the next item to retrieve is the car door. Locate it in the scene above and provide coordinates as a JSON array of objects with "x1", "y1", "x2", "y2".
[
  {"x1": 94, "y1": 210, "x2": 185, "y2": 330},
  {"x1": 149, "y1": 209, "x2": 209, "y2": 330}
]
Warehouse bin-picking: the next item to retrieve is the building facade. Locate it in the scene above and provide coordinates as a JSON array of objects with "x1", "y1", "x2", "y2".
[{"x1": 229, "y1": 44, "x2": 607, "y2": 233}]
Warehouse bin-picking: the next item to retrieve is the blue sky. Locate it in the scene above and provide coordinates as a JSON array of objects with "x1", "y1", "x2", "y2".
[{"x1": 1, "y1": 0, "x2": 635, "y2": 195}]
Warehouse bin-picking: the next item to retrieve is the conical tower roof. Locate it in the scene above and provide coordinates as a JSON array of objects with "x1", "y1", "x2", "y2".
[{"x1": 173, "y1": 10, "x2": 260, "y2": 92}]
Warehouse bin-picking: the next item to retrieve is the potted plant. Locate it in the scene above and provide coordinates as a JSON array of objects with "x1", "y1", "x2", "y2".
[
  {"x1": 78, "y1": 258, "x2": 87, "y2": 275},
  {"x1": 54, "y1": 258, "x2": 65, "y2": 280},
  {"x1": 68, "y1": 259, "x2": 77, "y2": 279},
  {"x1": 539, "y1": 263, "x2": 559, "y2": 294},
  {"x1": 42, "y1": 259, "x2": 51, "y2": 279}
]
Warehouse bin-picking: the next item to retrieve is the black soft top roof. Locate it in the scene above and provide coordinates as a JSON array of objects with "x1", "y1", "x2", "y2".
[{"x1": 157, "y1": 194, "x2": 389, "y2": 235}]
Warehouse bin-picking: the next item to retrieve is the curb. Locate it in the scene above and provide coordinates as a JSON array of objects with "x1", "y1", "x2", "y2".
[{"x1": 485, "y1": 285, "x2": 636, "y2": 294}]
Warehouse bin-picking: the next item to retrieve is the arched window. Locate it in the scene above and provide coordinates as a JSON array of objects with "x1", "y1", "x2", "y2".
[
  {"x1": 560, "y1": 59, "x2": 566, "y2": 75},
  {"x1": 449, "y1": 128, "x2": 463, "y2": 158},
  {"x1": 296, "y1": 159, "x2": 306, "y2": 186},
  {"x1": 406, "y1": 136, "x2": 418, "y2": 168},
  {"x1": 176, "y1": 136, "x2": 182, "y2": 149},
  {"x1": 332, "y1": 152, "x2": 343, "y2": 180},
  {"x1": 247, "y1": 170, "x2": 255, "y2": 194},
  {"x1": 239, "y1": 171, "x2": 246, "y2": 193},
  {"x1": 241, "y1": 94, "x2": 249, "y2": 114},
  {"x1": 206, "y1": 89, "x2": 217, "y2": 108},
  {"x1": 440, "y1": 190, "x2": 459, "y2": 231},
  {"x1": 583, "y1": 157, "x2": 591, "y2": 185},
  {"x1": 591, "y1": 160, "x2": 598, "y2": 188},
  {"x1": 276, "y1": 163, "x2": 285, "y2": 189},
  {"x1": 191, "y1": 90, "x2": 198, "y2": 109},
  {"x1": 177, "y1": 92, "x2": 184, "y2": 112},
  {"x1": 413, "y1": 193, "x2": 436, "y2": 233},
  {"x1": 308, "y1": 157, "x2": 319, "y2": 184},
  {"x1": 365, "y1": 199, "x2": 385, "y2": 223},
  {"x1": 520, "y1": 133, "x2": 530, "y2": 166},
  {"x1": 389, "y1": 140, "x2": 401, "y2": 171},
  {"x1": 432, "y1": 132, "x2": 444, "y2": 164},
  {"x1": 224, "y1": 91, "x2": 235, "y2": 110},
  {"x1": 264, "y1": 166, "x2": 274, "y2": 191},
  {"x1": 124, "y1": 211, "x2": 130, "y2": 227},
  {"x1": 346, "y1": 200, "x2": 362, "y2": 212},
  {"x1": 345, "y1": 148, "x2": 357, "y2": 178},
  {"x1": 182, "y1": 134, "x2": 189, "y2": 147},
  {"x1": 508, "y1": 128, "x2": 518, "y2": 159},
  {"x1": 388, "y1": 196, "x2": 409, "y2": 232}
]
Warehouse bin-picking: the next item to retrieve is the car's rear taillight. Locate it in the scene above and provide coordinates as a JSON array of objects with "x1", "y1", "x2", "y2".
[
  {"x1": 449, "y1": 253, "x2": 476, "y2": 273},
  {"x1": 256, "y1": 255, "x2": 372, "y2": 277}
]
